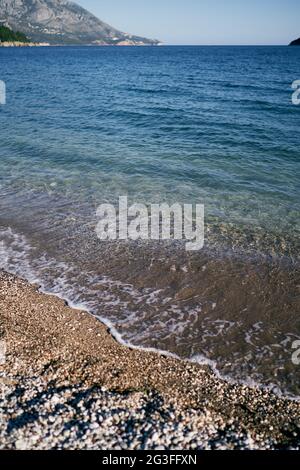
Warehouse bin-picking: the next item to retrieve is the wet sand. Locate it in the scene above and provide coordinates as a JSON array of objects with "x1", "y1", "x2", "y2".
[{"x1": 0, "y1": 270, "x2": 299, "y2": 449}]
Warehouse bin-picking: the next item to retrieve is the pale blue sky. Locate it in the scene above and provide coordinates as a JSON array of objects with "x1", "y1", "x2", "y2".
[{"x1": 76, "y1": 0, "x2": 299, "y2": 45}]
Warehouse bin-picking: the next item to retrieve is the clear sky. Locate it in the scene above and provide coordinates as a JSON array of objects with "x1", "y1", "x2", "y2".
[{"x1": 76, "y1": 0, "x2": 299, "y2": 45}]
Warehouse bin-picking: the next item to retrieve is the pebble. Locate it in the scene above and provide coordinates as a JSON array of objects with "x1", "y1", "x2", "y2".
[{"x1": 2, "y1": 374, "x2": 295, "y2": 450}]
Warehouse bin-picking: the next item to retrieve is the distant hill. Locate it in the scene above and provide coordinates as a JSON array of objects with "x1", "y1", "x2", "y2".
[
  {"x1": 0, "y1": 0, "x2": 159, "y2": 46},
  {"x1": 0, "y1": 24, "x2": 29, "y2": 43},
  {"x1": 289, "y1": 38, "x2": 300, "y2": 46}
]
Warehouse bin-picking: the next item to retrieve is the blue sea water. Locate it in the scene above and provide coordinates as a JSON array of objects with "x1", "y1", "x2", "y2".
[{"x1": 0, "y1": 46, "x2": 299, "y2": 396}]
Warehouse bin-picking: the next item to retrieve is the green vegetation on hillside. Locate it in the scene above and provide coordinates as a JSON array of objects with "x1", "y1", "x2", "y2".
[{"x1": 0, "y1": 25, "x2": 29, "y2": 43}]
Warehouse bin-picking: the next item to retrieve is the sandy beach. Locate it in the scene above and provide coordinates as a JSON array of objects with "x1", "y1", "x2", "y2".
[{"x1": 0, "y1": 270, "x2": 299, "y2": 450}]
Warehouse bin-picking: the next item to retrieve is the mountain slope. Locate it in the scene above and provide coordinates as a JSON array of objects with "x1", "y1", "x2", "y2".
[
  {"x1": 0, "y1": 0, "x2": 159, "y2": 45},
  {"x1": 0, "y1": 24, "x2": 29, "y2": 42}
]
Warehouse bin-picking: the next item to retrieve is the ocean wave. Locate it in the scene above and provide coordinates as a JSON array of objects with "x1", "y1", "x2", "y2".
[{"x1": 0, "y1": 225, "x2": 299, "y2": 401}]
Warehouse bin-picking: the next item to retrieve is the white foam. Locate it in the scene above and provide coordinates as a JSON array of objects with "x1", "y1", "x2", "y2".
[{"x1": 1, "y1": 225, "x2": 299, "y2": 402}]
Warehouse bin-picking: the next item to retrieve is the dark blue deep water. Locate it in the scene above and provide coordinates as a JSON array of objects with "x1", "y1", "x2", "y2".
[{"x1": 0, "y1": 46, "x2": 299, "y2": 396}]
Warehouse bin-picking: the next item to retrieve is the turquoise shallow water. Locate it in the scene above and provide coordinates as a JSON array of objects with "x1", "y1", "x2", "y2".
[
  {"x1": 0, "y1": 46, "x2": 299, "y2": 396},
  {"x1": 0, "y1": 46, "x2": 300, "y2": 242}
]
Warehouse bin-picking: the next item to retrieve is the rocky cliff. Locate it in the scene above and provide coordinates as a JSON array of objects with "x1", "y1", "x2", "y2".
[{"x1": 0, "y1": 0, "x2": 159, "y2": 45}]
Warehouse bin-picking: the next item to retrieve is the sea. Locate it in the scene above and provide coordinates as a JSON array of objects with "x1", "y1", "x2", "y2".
[{"x1": 0, "y1": 45, "x2": 299, "y2": 397}]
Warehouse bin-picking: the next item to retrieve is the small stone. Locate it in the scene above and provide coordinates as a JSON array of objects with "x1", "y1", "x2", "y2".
[{"x1": 15, "y1": 439, "x2": 28, "y2": 450}]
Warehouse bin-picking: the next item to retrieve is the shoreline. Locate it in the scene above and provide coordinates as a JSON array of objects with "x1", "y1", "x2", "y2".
[
  {"x1": 0, "y1": 269, "x2": 299, "y2": 449},
  {"x1": 0, "y1": 42, "x2": 160, "y2": 48},
  {"x1": 0, "y1": 41, "x2": 50, "y2": 47}
]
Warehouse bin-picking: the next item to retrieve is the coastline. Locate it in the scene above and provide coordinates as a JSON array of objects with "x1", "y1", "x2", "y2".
[
  {"x1": 0, "y1": 270, "x2": 299, "y2": 450},
  {"x1": 0, "y1": 41, "x2": 50, "y2": 47},
  {"x1": 0, "y1": 41, "x2": 160, "y2": 47}
]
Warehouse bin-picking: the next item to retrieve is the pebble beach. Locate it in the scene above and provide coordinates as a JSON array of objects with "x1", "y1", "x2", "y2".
[{"x1": 0, "y1": 270, "x2": 299, "y2": 450}]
